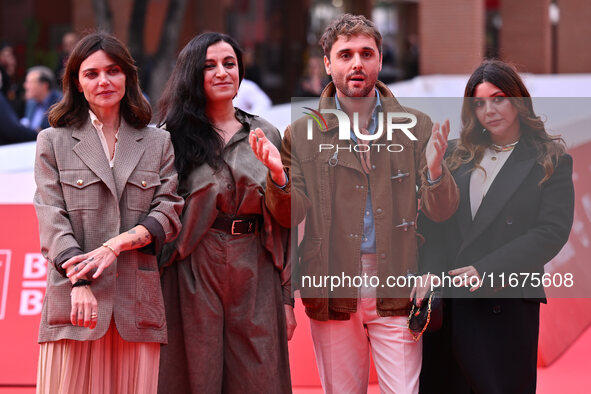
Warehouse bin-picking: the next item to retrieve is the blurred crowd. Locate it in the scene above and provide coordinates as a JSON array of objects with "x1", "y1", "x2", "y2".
[
  {"x1": 0, "y1": 33, "x2": 77, "y2": 145},
  {"x1": 0, "y1": 30, "x2": 335, "y2": 147}
]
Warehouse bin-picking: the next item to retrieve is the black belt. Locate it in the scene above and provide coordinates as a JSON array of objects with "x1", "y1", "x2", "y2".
[{"x1": 211, "y1": 215, "x2": 260, "y2": 235}]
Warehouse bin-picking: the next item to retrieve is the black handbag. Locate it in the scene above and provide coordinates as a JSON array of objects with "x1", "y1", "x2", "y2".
[{"x1": 407, "y1": 290, "x2": 442, "y2": 341}]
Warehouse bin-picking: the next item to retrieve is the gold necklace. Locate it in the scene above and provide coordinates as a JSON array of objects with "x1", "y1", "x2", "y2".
[{"x1": 490, "y1": 140, "x2": 519, "y2": 152}]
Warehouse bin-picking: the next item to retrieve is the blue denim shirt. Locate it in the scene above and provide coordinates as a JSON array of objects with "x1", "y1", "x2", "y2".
[{"x1": 335, "y1": 90, "x2": 382, "y2": 254}]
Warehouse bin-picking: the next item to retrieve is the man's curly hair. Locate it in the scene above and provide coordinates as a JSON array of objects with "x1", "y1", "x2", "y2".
[{"x1": 319, "y1": 13, "x2": 382, "y2": 59}]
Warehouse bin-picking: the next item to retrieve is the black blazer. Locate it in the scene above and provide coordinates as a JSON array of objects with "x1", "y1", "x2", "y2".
[
  {"x1": 420, "y1": 138, "x2": 574, "y2": 301},
  {"x1": 418, "y1": 139, "x2": 575, "y2": 394}
]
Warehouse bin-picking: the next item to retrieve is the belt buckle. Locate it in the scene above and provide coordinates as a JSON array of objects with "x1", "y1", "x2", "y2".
[{"x1": 231, "y1": 219, "x2": 246, "y2": 235}]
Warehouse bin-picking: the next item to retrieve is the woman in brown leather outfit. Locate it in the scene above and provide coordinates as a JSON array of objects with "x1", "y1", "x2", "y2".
[{"x1": 157, "y1": 32, "x2": 295, "y2": 394}]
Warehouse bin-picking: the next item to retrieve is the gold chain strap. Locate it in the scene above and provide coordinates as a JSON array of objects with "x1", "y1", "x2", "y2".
[{"x1": 407, "y1": 292, "x2": 433, "y2": 342}]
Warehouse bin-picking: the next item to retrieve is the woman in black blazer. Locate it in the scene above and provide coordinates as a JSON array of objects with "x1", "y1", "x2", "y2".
[{"x1": 418, "y1": 59, "x2": 575, "y2": 394}]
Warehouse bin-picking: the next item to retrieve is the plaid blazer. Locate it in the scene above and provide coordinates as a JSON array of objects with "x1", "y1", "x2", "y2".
[{"x1": 34, "y1": 118, "x2": 183, "y2": 343}]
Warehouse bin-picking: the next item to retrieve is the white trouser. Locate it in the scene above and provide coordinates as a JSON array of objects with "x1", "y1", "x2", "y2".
[{"x1": 309, "y1": 255, "x2": 422, "y2": 394}]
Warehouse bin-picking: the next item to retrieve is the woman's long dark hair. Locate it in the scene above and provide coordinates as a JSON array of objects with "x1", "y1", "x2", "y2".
[
  {"x1": 447, "y1": 59, "x2": 566, "y2": 184},
  {"x1": 158, "y1": 32, "x2": 244, "y2": 179},
  {"x1": 48, "y1": 32, "x2": 151, "y2": 129}
]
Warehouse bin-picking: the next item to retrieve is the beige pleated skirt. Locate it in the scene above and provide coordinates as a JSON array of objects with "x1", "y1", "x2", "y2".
[{"x1": 36, "y1": 320, "x2": 160, "y2": 394}]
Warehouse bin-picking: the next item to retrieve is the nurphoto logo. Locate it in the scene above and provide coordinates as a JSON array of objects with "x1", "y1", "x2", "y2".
[{"x1": 304, "y1": 108, "x2": 418, "y2": 152}]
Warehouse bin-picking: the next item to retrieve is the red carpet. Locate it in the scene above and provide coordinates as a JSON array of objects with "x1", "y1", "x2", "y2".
[
  {"x1": 288, "y1": 322, "x2": 591, "y2": 393},
  {"x1": 537, "y1": 322, "x2": 591, "y2": 394},
  {"x1": 3, "y1": 326, "x2": 589, "y2": 393}
]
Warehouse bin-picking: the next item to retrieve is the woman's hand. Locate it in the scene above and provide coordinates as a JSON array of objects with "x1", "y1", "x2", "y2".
[
  {"x1": 449, "y1": 265, "x2": 482, "y2": 292},
  {"x1": 63, "y1": 225, "x2": 152, "y2": 281},
  {"x1": 284, "y1": 304, "x2": 297, "y2": 340},
  {"x1": 70, "y1": 285, "x2": 98, "y2": 329},
  {"x1": 410, "y1": 273, "x2": 438, "y2": 306},
  {"x1": 249, "y1": 128, "x2": 287, "y2": 186},
  {"x1": 63, "y1": 244, "x2": 118, "y2": 281},
  {"x1": 425, "y1": 120, "x2": 450, "y2": 181}
]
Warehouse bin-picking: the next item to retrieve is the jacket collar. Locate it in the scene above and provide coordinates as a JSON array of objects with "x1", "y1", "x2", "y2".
[
  {"x1": 234, "y1": 107, "x2": 254, "y2": 126},
  {"x1": 72, "y1": 115, "x2": 147, "y2": 201},
  {"x1": 112, "y1": 119, "x2": 147, "y2": 200},
  {"x1": 457, "y1": 139, "x2": 537, "y2": 254},
  {"x1": 223, "y1": 108, "x2": 252, "y2": 147}
]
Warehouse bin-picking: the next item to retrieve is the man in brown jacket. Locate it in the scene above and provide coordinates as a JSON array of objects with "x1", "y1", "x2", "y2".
[{"x1": 251, "y1": 14, "x2": 458, "y2": 393}]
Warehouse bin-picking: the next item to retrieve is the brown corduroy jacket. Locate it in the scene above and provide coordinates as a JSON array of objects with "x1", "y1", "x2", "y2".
[{"x1": 265, "y1": 81, "x2": 459, "y2": 320}]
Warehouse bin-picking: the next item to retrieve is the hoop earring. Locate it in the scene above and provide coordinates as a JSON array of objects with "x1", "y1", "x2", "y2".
[{"x1": 482, "y1": 128, "x2": 487, "y2": 134}]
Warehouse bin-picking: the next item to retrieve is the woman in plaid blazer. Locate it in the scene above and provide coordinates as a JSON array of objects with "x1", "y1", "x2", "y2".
[{"x1": 33, "y1": 33, "x2": 183, "y2": 393}]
